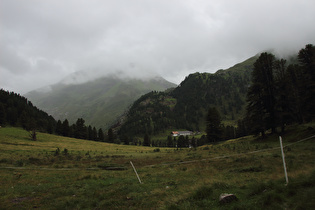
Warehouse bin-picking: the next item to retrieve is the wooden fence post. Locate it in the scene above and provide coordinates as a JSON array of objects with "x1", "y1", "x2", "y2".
[
  {"x1": 279, "y1": 136, "x2": 289, "y2": 185},
  {"x1": 130, "y1": 161, "x2": 142, "y2": 184}
]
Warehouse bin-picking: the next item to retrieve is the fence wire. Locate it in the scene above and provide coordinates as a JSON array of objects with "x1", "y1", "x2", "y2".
[{"x1": 143, "y1": 134, "x2": 315, "y2": 168}]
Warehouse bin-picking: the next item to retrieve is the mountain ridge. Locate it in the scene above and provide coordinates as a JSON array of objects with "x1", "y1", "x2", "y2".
[
  {"x1": 117, "y1": 55, "x2": 258, "y2": 137},
  {"x1": 25, "y1": 74, "x2": 176, "y2": 129}
]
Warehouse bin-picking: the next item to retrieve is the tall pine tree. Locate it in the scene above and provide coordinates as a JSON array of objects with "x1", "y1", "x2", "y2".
[
  {"x1": 246, "y1": 52, "x2": 276, "y2": 136},
  {"x1": 206, "y1": 107, "x2": 223, "y2": 143},
  {"x1": 298, "y1": 44, "x2": 315, "y2": 121},
  {"x1": 98, "y1": 128, "x2": 105, "y2": 141},
  {"x1": 62, "y1": 119, "x2": 70, "y2": 137},
  {"x1": 75, "y1": 118, "x2": 87, "y2": 139},
  {"x1": 108, "y1": 128, "x2": 114, "y2": 143},
  {"x1": 143, "y1": 133, "x2": 150, "y2": 146}
]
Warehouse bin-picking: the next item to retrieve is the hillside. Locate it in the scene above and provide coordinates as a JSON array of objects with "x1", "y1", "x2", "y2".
[
  {"x1": 118, "y1": 56, "x2": 258, "y2": 137},
  {"x1": 25, "y1": 74, "x2": 176, "y2": 130},
  {"x1": 0, "y1": 89, "x2": 55, "y2": 132}
]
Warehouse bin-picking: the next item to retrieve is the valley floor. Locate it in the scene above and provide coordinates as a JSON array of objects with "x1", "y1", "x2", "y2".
[{"x1": 0, "y1": 125, "x2": 314, "y2": 209}]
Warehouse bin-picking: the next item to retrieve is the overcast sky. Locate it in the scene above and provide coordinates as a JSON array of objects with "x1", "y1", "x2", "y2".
[{"x1": 1, "y1": 0, "x2": 315, "y2": 94}]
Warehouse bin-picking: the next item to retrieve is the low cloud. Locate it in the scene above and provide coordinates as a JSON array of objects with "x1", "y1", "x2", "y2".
[{"x1": 1, "y1": 0, "x2": 315, "y2": 94}]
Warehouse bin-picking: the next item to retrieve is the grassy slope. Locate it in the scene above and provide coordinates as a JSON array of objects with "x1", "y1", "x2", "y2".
[{"x1": 0, "y1": 125, "x2": 314, "y2": 209}]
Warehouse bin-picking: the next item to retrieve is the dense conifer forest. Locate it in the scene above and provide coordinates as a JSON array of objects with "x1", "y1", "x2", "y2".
[
  {"x1": 0, "y1": 90, "x2": 55, "y2": 133},
  {"x1": 245, "y1": 44, "x2": 315, "y2": 136}
]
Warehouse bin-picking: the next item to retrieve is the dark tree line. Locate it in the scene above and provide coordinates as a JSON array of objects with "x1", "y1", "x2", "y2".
[
  {"x1": 0, "y1": 89, "x2": 111, "y2": 142},
  {"x1": 206, "y1": 107, "x2": 223, "y2": 143},
  {"x1": 54, "y1": 118, "x2": 105, "y2": 141},
  {"x1": 48, "y1": 117, "x2": 118, "y2": 143},
  {"x1": 205, "y1": 45, "x2": 315, "y2": 142},
  {"x1": 245, "y1": 44, "x2": 315, "y2": 137},
  {"x1": 0, "y1": 89, "x2": 55, "y2": 133},
  {"x1": 205, "y1": 106, "x2": 247, "y2": 143},
  {"x1": 140, "y1": 133, "x2": 207, "y2": 148}
]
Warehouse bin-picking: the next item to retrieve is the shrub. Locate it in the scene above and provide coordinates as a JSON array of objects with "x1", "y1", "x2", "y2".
[
  {"x1": 15, "y1": 159, "x2": 24, "y2": 167},
  {"x1": 212, "y1": 182, "x2": 231, "y2": 190},
  {"x1": 97, "y1": 163, "x2": 127, "y2": 170},
  {"x1": 260, "y1": 191, "x2": 284, "y2": 208},
  {"x1": 28, "y1": 157, "x2": 42, "y2": 165},
  {"x1": 0, "y1": 158, "x2": 11, "y2": 164},
  {"x1": 153, "y1": 148, "x2": 160, "y2": 152},
  {"x1": 191, "y1": 186, "x2": 213, "y2": 200},
  {"x1": 54, "y1": 148, "x2": 60, "y2": 156},
  {"x1": 237, "y1": 165, "x2": 263, "y2": 173},
  {"x1": 63, "y1": 148, "x2": 69, "y2": 156}
]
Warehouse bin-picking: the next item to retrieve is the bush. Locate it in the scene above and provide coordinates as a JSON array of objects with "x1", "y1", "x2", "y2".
[
  {"x1": 97, "y1": 163, "x2": 127, "y2": 170},
  {"x1": 28, "y1": 157, "x2": 42, "y2": 165},
  {"x1": 0, "y1": 158, "x2": 11, "y2": 164},
  {"x1": 153, "y1": 148, "x2": 160, "y2": 152},
  {"x1": 260, "y1": 191, "x2": 284, "y2": 208},
  {"x1": 15, "y1": 159, "x2": 24, "y2": 167},
  {"x1": 237, "y1": 165, "x2": 263, "y2": 173},
  {"x1": 191, "y1": 186, "x2": 213, "y2": 200},
  {"x1": 55, "y1": 148, "x2": 60, "y2": 156},
  {"x1": 63, "y1": 148, "x2": 69, "y2": 156}
]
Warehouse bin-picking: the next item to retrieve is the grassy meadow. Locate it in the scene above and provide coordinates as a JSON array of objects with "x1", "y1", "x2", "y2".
[{"x1": 0, "y1": 125, "x2": 314, "y2": 209}]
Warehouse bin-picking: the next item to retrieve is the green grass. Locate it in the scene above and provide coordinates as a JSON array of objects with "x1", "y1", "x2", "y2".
[{"x1": 0, "y1": 124, "x2": 314, "y2": 209}]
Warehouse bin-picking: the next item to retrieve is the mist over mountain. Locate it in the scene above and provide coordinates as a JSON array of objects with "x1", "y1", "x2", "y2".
[
  {"x1": 25, "y1": 71, "x2": 176, "y2": 129},
  {"x1": 58, "y1": 62, "x2": 164, "y2": 85}
]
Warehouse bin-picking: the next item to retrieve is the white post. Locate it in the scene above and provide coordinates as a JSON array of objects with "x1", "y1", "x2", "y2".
[
  {"x1": 130, "y1": 161, "x2": 142, "y2": 184},
  {"x1": 279, "y1": 136, "x2": 289, "y2": 185}
]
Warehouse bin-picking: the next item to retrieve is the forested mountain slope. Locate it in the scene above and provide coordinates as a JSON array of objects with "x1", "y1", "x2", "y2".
[
  {"x1": 0, "y1": 89, "x2": 56, "y2": 132},
  {"x1": 26, "y1": 74, "x2": 176, "y2": 130},
  {"x1": 118, "y1": 56, "x2": 258, "y2": 137}
]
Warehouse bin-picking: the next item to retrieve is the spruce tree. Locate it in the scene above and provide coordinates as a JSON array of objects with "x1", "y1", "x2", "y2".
[
  {"x1": 298, "y1": 44, "x2": 315, "y2": 121},
  {"x1": 56, "y1": 120, "x2": 63, "y2": 135},
  {"x1": 0, "y1": 103, "x2": 6, "y2": 126},
  {"x1": 167, "y1": 135, "x2": 173, "y2": 147},
  {"x1": 274, "y1": 59, "x2": 295, "y2": 132},
  {"x1": 75, "y1": 118, "x2": 87, "y2": 139},
  {"x1": 92, "y1": 127, "x2": 98, "y2": 141},
  {"x1": 246, "y1": 52, "x2": 276, "y2": 136},
  {"x1": 206, "y1": 107, "x2": 222, "y2": 143},
  {"x1": 87, "y1": 125, "x2": 93, "y2": 140},
  {"x1": 108, "y1": 128, "x2": 114, "y2": 143},
  {"x1": 98, "y1": 128, "x2": 105, "y2": 141},
  {"x1": 177, "y1": 135, "x2": 185, "y2": 149},
  {"x1": 191, "y1": 137, "x2": 197, "y2": 148},
  {"x1": 143, "y1": 133, "x2": 150, "y2": 146},
  {"x1": 62, "y1": 119, "x2": 70, "y2": 137}
]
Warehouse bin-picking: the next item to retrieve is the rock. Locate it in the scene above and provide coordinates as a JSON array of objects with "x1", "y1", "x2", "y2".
[{"x1": 219, "y1": 193, "x2": 238, "y2": 204}]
